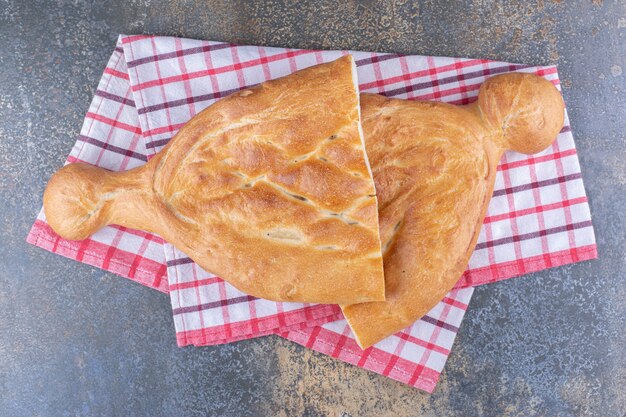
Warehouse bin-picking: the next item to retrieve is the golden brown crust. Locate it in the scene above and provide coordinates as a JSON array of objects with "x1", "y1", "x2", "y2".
[
  {"x1": 43, "y1": 56, "x2": 386, "y2": 304},
  {"x1": 343, "y1": 73, "x2": 565, "y2": 348}
]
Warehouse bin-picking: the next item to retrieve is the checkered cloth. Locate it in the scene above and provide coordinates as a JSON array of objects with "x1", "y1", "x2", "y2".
[{"x1": 27, "y1": 35, "x2": 597, "y2": 393}]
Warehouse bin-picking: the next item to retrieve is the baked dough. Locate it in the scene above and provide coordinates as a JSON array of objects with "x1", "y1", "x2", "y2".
[
  {"x1": 343, "y1": 73, "x2": 565, "y2": 348},
  {"x1": 43, "y1": 56, "x2": 386, "y2": 304}
]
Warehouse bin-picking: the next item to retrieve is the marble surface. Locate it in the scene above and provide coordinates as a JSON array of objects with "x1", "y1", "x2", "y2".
[{"x1": 0, "y1": 1, "x2": 624, "y2": 416}]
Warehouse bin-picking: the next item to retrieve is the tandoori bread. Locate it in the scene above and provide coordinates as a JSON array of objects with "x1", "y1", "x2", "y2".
[
  {"x1": 343, "y1": 73, "x2": 565, "y2": 348},
  {"x1": 43, "y1": 56, "x2": 386, "y2": 305}
]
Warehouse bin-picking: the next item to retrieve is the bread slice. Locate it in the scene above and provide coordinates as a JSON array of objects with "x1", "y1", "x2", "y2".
[
  {"x1": 343, "y1": 73, "x2": 565, "y2": 348},
  {"x1": 43, "y1": 56, "x2": 386, "y2": 304}
]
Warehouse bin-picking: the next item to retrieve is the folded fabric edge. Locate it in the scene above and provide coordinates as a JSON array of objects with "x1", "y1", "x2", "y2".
[
  {"x1": 454, "y1": 244, "x2": 598, "y2": 289},
  {"x1": 275, "y1": 327, "x2": 441, "y2": 393},
  {"x1": 26, "y1": 218, "x2": 169, "y2": 293},
  {"x1": 271, "y1": 286, "x2": 475, "y2": 394},
  {"x1": 177, "y1": 308, "x2": 343, "y2": 346}
]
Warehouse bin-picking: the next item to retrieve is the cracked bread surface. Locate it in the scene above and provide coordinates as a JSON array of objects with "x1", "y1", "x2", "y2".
[
  {"x1": 43, "y1": 56, "x2": 386, "y2": 304},
  {"x1": 343, "y1": 73, "x2": 565, "y2": 348}
]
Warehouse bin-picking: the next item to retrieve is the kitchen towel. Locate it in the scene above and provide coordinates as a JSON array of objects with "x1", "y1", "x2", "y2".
[{"x1": 28, "y1": 35, "x2": 597, "y2": 392}]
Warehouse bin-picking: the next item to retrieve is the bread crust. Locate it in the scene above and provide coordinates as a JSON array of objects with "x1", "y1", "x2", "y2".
[
  {"x1": 343, "y1": 73, "x2": 565, "y2": 348},
  {"x1": 43, "y1": 56, "x2": 386, "y2": 304}
]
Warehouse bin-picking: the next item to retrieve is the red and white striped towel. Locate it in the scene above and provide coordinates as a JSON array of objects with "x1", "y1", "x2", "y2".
[{"x1": 27, "y1": 35, "x2": 597, "y2": 392}]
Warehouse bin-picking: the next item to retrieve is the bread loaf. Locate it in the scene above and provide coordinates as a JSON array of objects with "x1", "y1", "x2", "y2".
[
  {"x1": 43, "y1": 56, "x2": 386, "y2": 305},
  {"x1": 343, "y1": 73, "x2": 565, "y2": 348}
]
